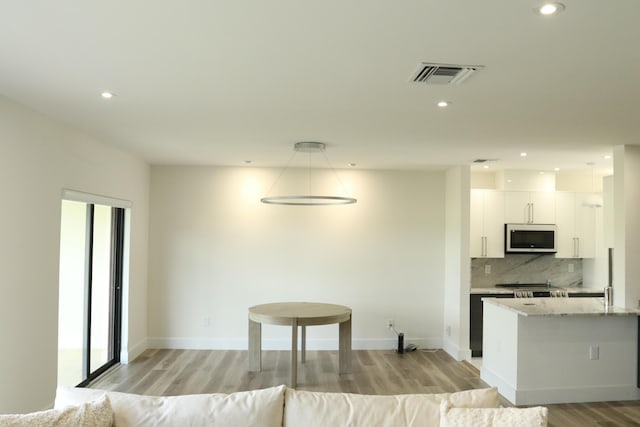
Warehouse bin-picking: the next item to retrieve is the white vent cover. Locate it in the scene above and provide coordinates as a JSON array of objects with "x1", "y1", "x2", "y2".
[{"x1": 410, "y1": 63, "x2": 483, "y2": 85}]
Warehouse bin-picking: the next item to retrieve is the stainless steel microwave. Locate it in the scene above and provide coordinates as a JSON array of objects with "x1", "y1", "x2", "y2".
[{"x1": 505, "y1": 223, "x2": 557, "y2": 253}]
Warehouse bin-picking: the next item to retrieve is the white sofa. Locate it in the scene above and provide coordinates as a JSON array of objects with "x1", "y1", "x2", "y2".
[{"x1": 0, "y1": 385, "x2": 548, "y2": 426}]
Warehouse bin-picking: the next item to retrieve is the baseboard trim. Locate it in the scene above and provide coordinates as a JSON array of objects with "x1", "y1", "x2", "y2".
[
  {"x1": 145, "y1": 337, "x2": 442, "y2": 351},
  {"x1": 441, "y1": 338, "x2": 472, "y2": 361},
  {"x1": 120, "y1": 338, "x2": 147, "y2": 364},
  {"x1": 481, "y1": 366, "x2": 640, "y2": 405},
  {"x1": 480, "y1": 367, "x2": 516, "y2": 403}
]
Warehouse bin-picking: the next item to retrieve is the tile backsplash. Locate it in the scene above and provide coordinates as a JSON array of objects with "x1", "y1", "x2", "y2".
[{"x1": 471, "y1": 254, "x2": 582, "y2": 288}]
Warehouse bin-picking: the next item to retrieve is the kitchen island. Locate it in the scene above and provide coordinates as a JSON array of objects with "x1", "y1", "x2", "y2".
[
  {"x1": 480, "y1": 297, "x2": 640, "y2": 405},
  {"x1": 469, "y1": 287, "x2": 603, "y2": 357}
]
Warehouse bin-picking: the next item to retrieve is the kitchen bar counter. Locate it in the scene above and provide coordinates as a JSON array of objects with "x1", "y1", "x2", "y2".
[
  {"x1": 480, "y1": 297, "x2": 640, "y2": 405},
  {"x1": 482, "y1": 296, "x2": 640, "y2": 317},
  {"x1": 469, "y1": 288, "x2": 605, "y2": 356}
]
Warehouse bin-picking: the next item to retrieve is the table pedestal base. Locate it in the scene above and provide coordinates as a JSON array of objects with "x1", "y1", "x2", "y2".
[{"x1": 248, "y1": 302, "x2": 352, "y2": 388}]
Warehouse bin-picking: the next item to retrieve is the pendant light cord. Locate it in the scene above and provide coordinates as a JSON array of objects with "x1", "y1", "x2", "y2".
[
  {"x1": 321, "y1": 149, "x2": 352, "y2": 196},
  {"x1": 263, "y1": 149, "x2": 298, "y2": 198}
]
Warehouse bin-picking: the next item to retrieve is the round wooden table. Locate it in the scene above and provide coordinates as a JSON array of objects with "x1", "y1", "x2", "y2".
[{"x1": 248, "y1": 302, "x2": 352, "y2": 387}]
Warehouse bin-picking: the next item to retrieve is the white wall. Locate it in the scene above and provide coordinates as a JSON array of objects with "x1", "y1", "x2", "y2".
[
  {"x1": 0, "y1": 96, "x2": 149, "y2": 412},
  {"x1": 442, "y1": 166, "x2": 471, "y2": 360},
  {"x1": 147, "y1": 166, "x2": 446, "y2": 350}
]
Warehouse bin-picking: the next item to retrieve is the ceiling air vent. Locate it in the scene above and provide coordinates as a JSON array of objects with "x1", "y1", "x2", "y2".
[
  {"x1": 473, "y1": 159, "x2": 499, "y2": 163},
  {"x1": 410, "y1": 63, "x2": 483, "y2": 85}
]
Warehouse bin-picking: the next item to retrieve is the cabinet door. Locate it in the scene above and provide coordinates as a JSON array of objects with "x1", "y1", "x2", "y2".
[
  {"x1": 574, "y1": 193, "x2": 596, "y2": 258},
  {"x1": 554, "y1": 192, "x2": 577, "y2": 258},
  {"x1": 470, "y1": 190, "x2": 504, "y2": 258},
  {"x1": 504, "y1": 191, "x2": 555, "y2": 224},
  {"x1": 483, "y1": 191, "x2": 504, "y2": 257},
  {"x1": 470, "y1": 190, "x2": 484, "y2": 257},
  {"x1": 530, "y1": 191, "x2": 556, "y2": 224},
  {"x1": 504, "y1": 191, "x2": 531, "y2": 223},
  {"x1": 555, "y1": 192, "x2": 596, "y2": 258}
]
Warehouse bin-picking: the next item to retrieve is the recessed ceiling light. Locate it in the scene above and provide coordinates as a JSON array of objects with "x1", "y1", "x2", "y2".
[
  {"x1": 101, "y1": 91, "x2": 114, "y2": 99},
  {"x1": 483, "y1": 165, "x2": 489, "y2": 169},
  {"x1": 554, "y1": 167, "x2": 560, "y2": 171},
  {"x1": 604, "y1": 155, "x2": 612, "y2": 160},
  {"x1": 520, "y1": 152, "x2": 527, "y2": 157},
  {"x1": 437, "y1": 101, "x2": 449, "y2": 108},
  {"x1": 536, "y1": 3, "x2": 565, "y2": 15},
  {"x1": 539, "y1": 171, "x2": 545, "y2": 175}
]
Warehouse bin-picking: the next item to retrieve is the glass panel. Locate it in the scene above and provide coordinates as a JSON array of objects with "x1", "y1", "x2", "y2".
[
  {"x1": 57, "y1": 200, "x2": 87, "y2": 387},
  {"x1": 90, "y1": 205, "x2": 112, "y2": 372},
  {"x1": 511, "y1": 230, "x2": 555, "y2": 249}
]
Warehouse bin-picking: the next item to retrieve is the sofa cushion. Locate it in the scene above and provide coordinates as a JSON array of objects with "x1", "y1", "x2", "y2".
[
  {"x1": 439, "y1": 401, "x2": 548, "y2": 427},
  {"x1": 55, "y1": 385, "x2": 286, "y2": 427},
  {"x1": 283, "y1": 387, "x2": 500, "y2": 427},
  {"x1": 0, "y1": 394, "x2": 112, "y2": 427}
]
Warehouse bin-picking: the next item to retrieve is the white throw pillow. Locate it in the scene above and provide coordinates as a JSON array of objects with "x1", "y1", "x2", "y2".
[
  {"x1": 0, "y1": 394, "x2": 113, "y2": 427},
  {"x1": 439, "y1": 401, "x2": 548, "y2": 427},
  {"x1": 55, "y1": 385, "x2": 286, "y2": 427},
  {"x1": 283, "y1": 387, "x2": 500, "y2": 427}
]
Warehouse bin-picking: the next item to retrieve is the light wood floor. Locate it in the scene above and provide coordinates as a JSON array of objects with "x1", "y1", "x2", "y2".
[{"x1": 90, "y1": 349, "x2": 640, "y2": 426}]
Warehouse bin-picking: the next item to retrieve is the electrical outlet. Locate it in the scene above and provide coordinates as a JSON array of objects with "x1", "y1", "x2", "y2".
[
  {"x1": 387, "y1": 319, "x2": 394, "y2": 329},
  {"x1": 203, "y1": 316, "x2": 211, "y2": 327},
  {"x1": 568, "y1": 263, "x2": 574, "y2": 273},
  {"x1": 589, "y1": 345, "x2": 599, "y2": 360},
  {"x1": 446, "y1": 326, "x2": 451, "y2": 336},
  {"x1": 484, "y1": 264, "x2": 491, "y2": 274}
]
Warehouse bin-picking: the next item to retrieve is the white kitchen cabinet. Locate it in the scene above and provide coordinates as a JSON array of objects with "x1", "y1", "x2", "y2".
[
  {"x1": 504, "y1": 191, "x2": 555, "y2": 224},
  {"x1": 470, "y1": 189, "x2": 504, "y2": 258},
  {"x1": 554, "y1": 192, "x2": 596, "y2": 258}
]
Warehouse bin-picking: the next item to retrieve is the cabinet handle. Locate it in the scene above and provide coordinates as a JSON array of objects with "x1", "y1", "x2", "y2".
[
  {"x1": 482, "y1": 236, "x2": 487, "y2": 257},
  {"x1": 530, "y1": 203, "x2": 534, "y2": 224},
  {"x1": 576, "y1": 237, "x2": 580, "y2": 258}
]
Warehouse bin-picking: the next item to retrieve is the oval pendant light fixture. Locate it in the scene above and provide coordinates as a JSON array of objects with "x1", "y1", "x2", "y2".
[{"x1": 260, "y1": 142, "x2": 357, "y2": 206}]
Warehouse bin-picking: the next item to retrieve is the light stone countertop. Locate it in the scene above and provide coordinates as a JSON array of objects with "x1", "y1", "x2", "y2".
[
  {"x1": 482, "y1": 296, "x2": 640, "y2": 317},
  {"x1": 470, "y1": 286, "x2": 605, "y2": 295},
  {"x1": 470, "y1": 287, "x2": 515, "y2": 295}
]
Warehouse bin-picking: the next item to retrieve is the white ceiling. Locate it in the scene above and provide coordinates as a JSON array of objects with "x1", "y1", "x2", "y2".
[{"x1": 1, "y1": 1, "x2": 638, "y2": 174}]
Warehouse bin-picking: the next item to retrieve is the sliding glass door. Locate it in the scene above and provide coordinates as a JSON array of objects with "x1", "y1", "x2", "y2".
[{"x1": 58, "y1": 200, "x2": 124, "y2": 387}]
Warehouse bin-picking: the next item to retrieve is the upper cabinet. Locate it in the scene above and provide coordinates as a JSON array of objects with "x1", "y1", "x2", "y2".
[
  {"x1": 504, "y1": 191, "x2": 555, "y2": 224},
  {"x1": 470, "y1": 189, "x2": 504, "y2": 258},
  {"x1": 554, "y1": 192, "x2": 596, "y2": 258},
  {"x1": 471, "y1": 170, "x2": 601, "y2": 260}
]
